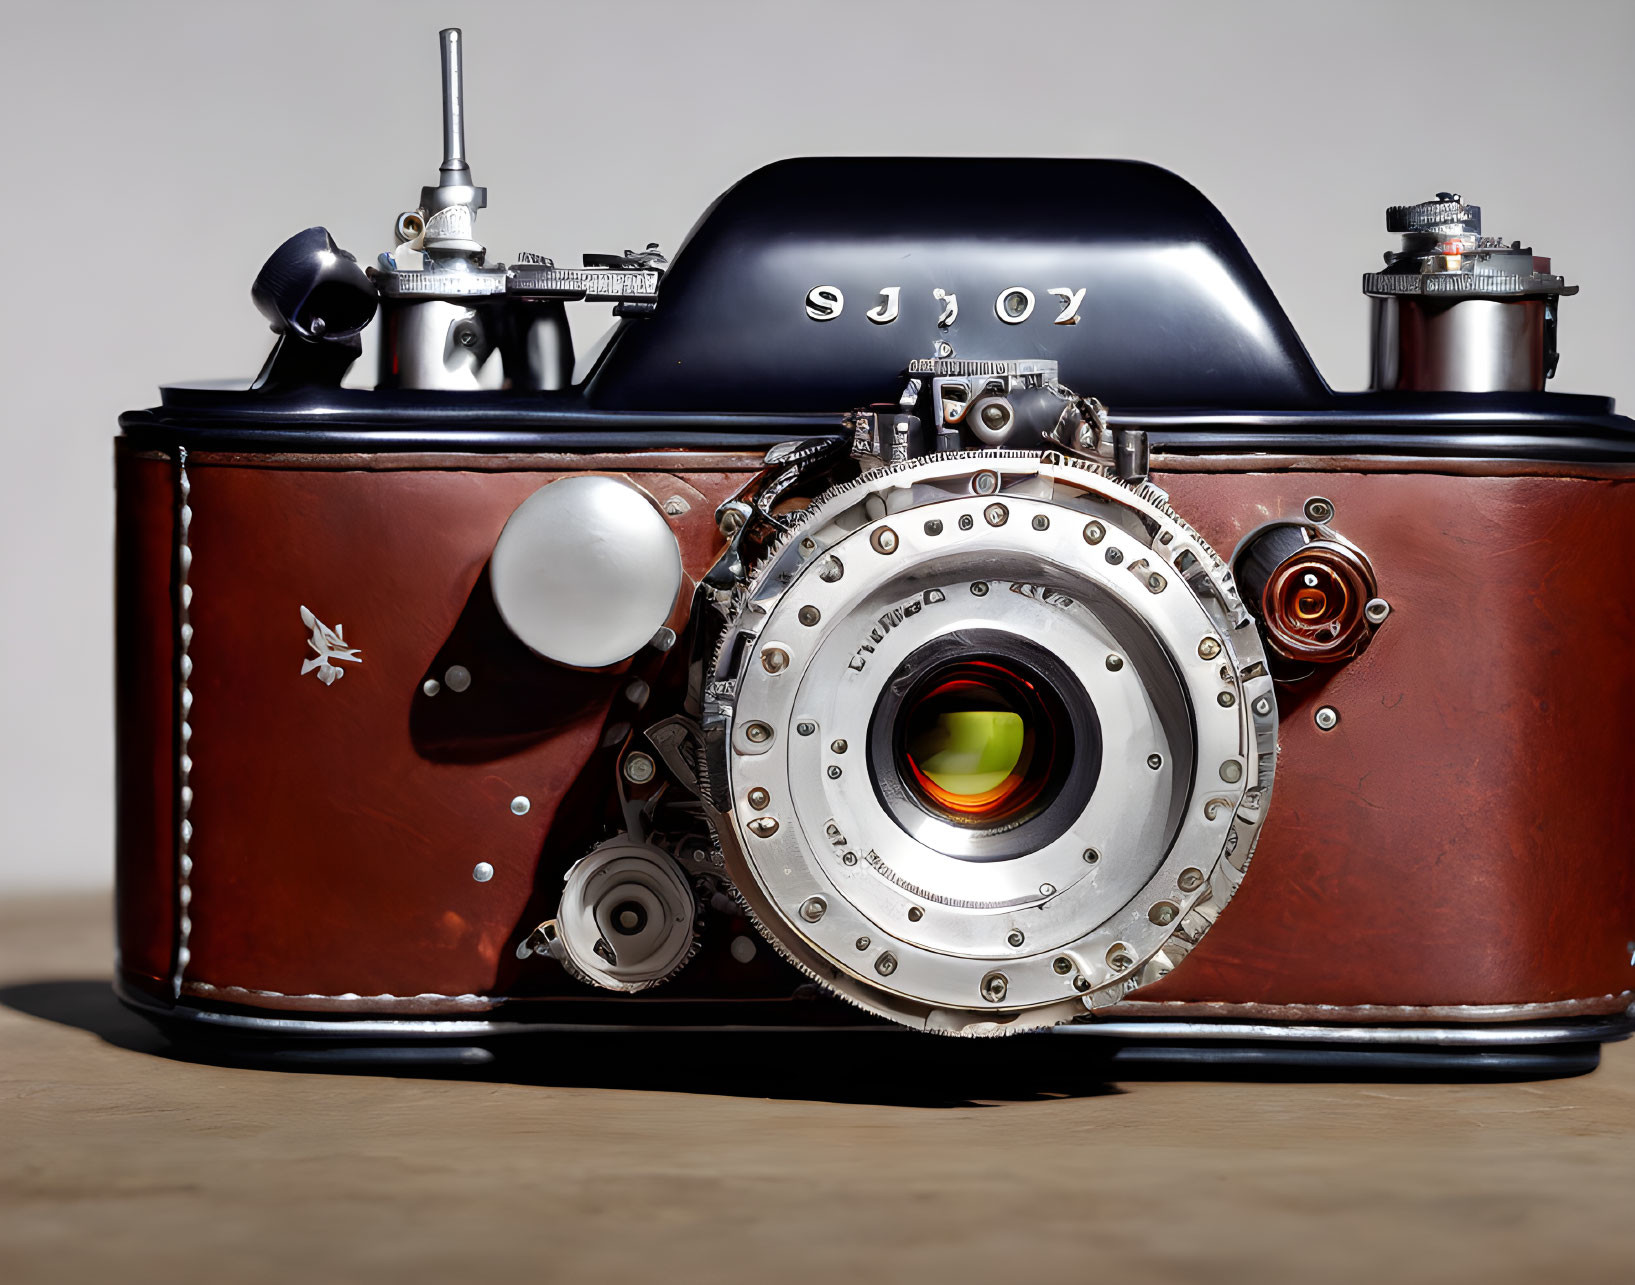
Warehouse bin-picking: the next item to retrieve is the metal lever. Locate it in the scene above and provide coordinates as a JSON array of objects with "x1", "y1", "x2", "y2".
[{"x1": 438, "y1": 28, "x2": 471, "y2": 187}]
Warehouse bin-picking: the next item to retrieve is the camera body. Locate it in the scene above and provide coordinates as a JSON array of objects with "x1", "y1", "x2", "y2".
[{"x1": 115, "y1": 32, "x2": 1635, "y2": 1066}]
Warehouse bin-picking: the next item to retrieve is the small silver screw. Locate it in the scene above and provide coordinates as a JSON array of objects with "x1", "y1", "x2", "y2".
[
  {"x1": 1083, "y1": 521, "x2": 1106, "y2": 545},
  {"x1": 422, "y1": 679, "x2": 441, "y2": 697},
  {"x1": 744, "y1": 721, "x2": 773, "y2": 744},
  {"x1": 1178, "y1": 867, "x2": 1204, "y2": 892},
  {"x1": 623, "y1": 753, "x2": 656, "y2": 785},
  {"x1": 1105, "y1": 547, "x2": 1124, "y2": 565},
  {"x1": 1106, "y1": 654, "x2": 1124, "y2": 671},
  {"x1": 872, "y1": 527, "x2": 899, "y2": 554},
  {"x1": 842, "y1": 851, "x2": 859, "y2": 866},
  {"x1": 1031, "y1": 514, "x2": 1050, "y2": 531},
  {"x1": 1217, "y1": 691, "x2": 1236, "y2": 708},
  {"x1": 1107, "y1": 944, "x2": 1134, "y2": 972},
  {"x1": 1365, "y1": 598, "x2": 1391, "y2": 625},
  {"x1": 761, "y1": 647, "x2": 790, "y2": 673},
  {"x1": 1039, "y1": 883, "x2": 1056, "y2": 897},
  {"x1": 800, "y1": 897, "x2": 826, "y2": 923},
  {"x1": 830, "y1": 739, "x2": 848, "y2": 754},
  {"x1": 924, "y1": 519, "x2": 944, "y2": 536},
  {"x1": 746, "y1": 787, "x2": 770, "y2": 810},
  {"x1": 1253, "y1": 696, "x2": 1272, "y2": 716},
  {"x1": 1314, "y1": 706, "x2": 1340, "y2": 731},
  {"x1": 798, "y1": 606, "x2": 821, "y2": 627},
  {"x1": 510, "y1": 796, "x2": 531, "y2": 816},
  {"x1": 974, "y1": 471, "x2": 999, "y2": 495},
  {"x1": 1083, "y1": 848, "x2": 1100, "y2": 864},
  {"x1": 1219, "y1": 760, "x2": 1243, "y2": 783},
  {"x1": 907, "y1": 906, "x2": 924, "y2": 922},
  {"x1": 827, "y1": 765, "x2": 842, "y2": 779},
  {"x1": 875, "y1": 952, "x2": 898, "y2": 976},
  {"x1": 795, "y1": 721, "x2": 816, "y2": 737},
  {"x1": 985, "y1": 503, "x2": 1009, "y2": 527},
  {"x1": 1149, "y1": 902, "x2": 1178, "y2": 925},
  {"x1": 971, "y1": 581, "x2": 990, "y2": 596},
  {"x1": 1007, "y1": 930, "x2": 1025, "y2": 947},
  {"x1": 818, "y1": 556, "x2": 845, "y2": 583},
  {"x1": 1304, "y1": 496, "x2": 1335, "y2": 524},
  {"x1": 1198, "y1": 637, "x2": 1221, "y2": 660},
  {"x1": 1147, "y1": 753, "x2": 1163, "y2": 770},
  {"x1": 856, "y1": 936, "x2": 871, "y2": 950},
  {"x1": 472, "y1": 862, "x2": 494, "y2": 883},
  {"x1": 981, "y1": 972, "x2": 1009, "y2": 1003},
  {"x1": 1053, "y1": 956, "x2": 1073, "y2": 975}
]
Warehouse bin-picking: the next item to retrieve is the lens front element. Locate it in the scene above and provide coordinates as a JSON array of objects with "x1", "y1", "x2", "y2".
[{"x1": 901, "y1": 662, "x2": 1055, "y2": 825}]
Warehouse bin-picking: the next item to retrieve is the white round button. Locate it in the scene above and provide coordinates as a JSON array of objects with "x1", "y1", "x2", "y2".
[{"x1": 490, "y1": 476, "x2": 684, "y2": 669}]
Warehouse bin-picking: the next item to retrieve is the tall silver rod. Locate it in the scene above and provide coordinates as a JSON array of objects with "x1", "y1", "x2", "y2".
[{"x1": 439, "y1": 28, "x2": 469, "y2": 183}]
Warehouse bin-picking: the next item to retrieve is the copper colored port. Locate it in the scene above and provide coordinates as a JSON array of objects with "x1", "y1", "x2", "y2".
[{"x1": 1260, "y1": 540, "x2": 1378, "y2": 663}]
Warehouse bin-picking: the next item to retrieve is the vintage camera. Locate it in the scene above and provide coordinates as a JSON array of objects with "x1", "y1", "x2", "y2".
[{"x1": 115, "y1": 30, "x2": 1635, "y2": 1072}]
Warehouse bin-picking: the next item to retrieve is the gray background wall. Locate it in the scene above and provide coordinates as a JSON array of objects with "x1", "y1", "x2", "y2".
[{"x1": 3, "y1": 0, "x2": 1631, "y2": 891}]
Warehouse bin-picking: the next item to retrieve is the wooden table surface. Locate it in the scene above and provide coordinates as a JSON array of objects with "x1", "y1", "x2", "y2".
[{"x1": 3, "y1": 891, "x2": 1632, "y2": 1284}]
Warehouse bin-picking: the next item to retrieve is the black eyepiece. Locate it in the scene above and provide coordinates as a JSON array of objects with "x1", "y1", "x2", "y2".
[{"x1": 252, "y1": 227, "x2": 377, "y2": 342}]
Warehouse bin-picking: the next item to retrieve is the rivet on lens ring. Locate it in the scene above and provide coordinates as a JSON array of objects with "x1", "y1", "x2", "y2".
[
  {"x1": 747, "y1": 816, "x2": 780, "y2": 838},
  {"x1": 871, "y1": 527, "x2": 899, "y2": 554},
  {"x1": 985, "y1": 503, "x2": 1008, "y2": 527},
  {"x1": 1315, "y1": 706, "x2": 1340, "y2": 731},
  {"x1": 761, "y1": 647, "x2": 790, "y2": 673}
]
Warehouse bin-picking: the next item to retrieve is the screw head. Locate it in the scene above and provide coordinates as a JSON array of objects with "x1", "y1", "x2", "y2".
[
  {"x1": 1106, "y1": 654, "x2": 1124, "y2": 672},
  {"x1": 1149, "y1": 902, "x2": 1179, "y2": 925},
  {"x1": 744, "y1": 721, "x2": 773, "y2": 744},
  {"x1": 761, "y1": 647, "x2": 790, "y2": 674},
  {"x1": 1007, "y1": 930, "x2": 1025, "y2": 947},
  {"x1": 1365, "y1": 598, "x2": 1391, "y2": 625},
  {"x1": 830, "y1": 739, "x2": 848, "y2": 754},
  {"x1": 1147, "y1": 753, "x2": 1163, "y2": 770},
  {"x1": 1315, "y1": 706, "x2": 1340, "y2": 731},
  {"x1": 1031, "y1": 514, "x2": 1050, "y2": 531},
  {"x1": 622, "y1": 752, "x2": 656, "y2": 785},
  {"x1": 800, "y1": 896, "x2": 826, "y2": 923},
  {"x1": 747, "y1": 816, "x2": 780, "y2": 838},
  {"x1": 970, "y1": 581, "x2": 990, "y2": 596},
  {"x1": 746, "y1": 786, "x2": 770, "y2": 810},
  {"x1": 1178, "y1": 867, "x2": 1205, "y2": 892},
  {"x1": 1198, "y1": 637, "x2": 1222, "y2": 660},
  {"x1": 856, "y1": 936, "x2": 871, "y2": 950},
  {"x1": 872, "y1": 526, "x2": 899, "y2": 554},
  {"x1": 842, "y1": 851, "x2": 858, "y2": 866},
  {"x1": 472, "y1": 862, "x2": 494, "y2": 883},
  {"x1": 981, "y1": 403, "x2": 1008, "y2": 429},
  {"x1": 981, "y1": 972, "x2": 1009, "y2": 1003},
  {"x1": 974, "y1": 471, "x2": 999, "y2": 495},
  {"x1": 1107, "y1": 944, "x2": 1134, "y2": 971},
  {"x1": 1303, "y1": 496, "x2": 1335, "y2": 523},
  {"x1": 1219, "y1": 760, "x2": 1243, "y2": 783},
  {"x1": 1253, "y1": 696, "x2": 1273, "y2": 716},
  {"x1": 908, "y1": 906, "x2": 925, "y2": 922},
  {"x1": 984, "y1": 503, "x2": 1009, "y2": 527},
  {"x1": 1105, "y1": 547, "x2": 1124, "y2": 565},
  {"x1": 795, "y1": 721, "x2": 816, "y2": 737},
  {"x1": 798, "y1": 606, "x2": 821, "y2": 627},
  {"x1": 818, "y1": 556, "x2": 844, "y2": 583},
  {"x1": 875, "y1": 952, "x2": 898, "y2": 976},
  {"x1": 924, "y1": 519, "x2": 943, "y2": 536},
  {"x1": 826, "y1": 765, "x2": 842, "y2": 779},
  {"x1": 1217, "y1": 691, "x2": 1237, "y2": 708},
  {"x1": 1053, "y1": 956, "x2": 1073, "y2": 975},
  {"x1": 510, "y1": 795, "x2": 531, "y2": 816},
  {"x1": 1082, "y1": 848, "x2": 1100, "y2": 864},
  {"x1": 1083, "y1": 521, "x2": 1106, "y2": 545}
]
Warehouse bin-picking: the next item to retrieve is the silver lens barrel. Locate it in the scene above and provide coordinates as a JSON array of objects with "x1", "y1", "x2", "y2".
[{"x1": 703, "y1": 455, "x2": 1277, "y2": 1035}]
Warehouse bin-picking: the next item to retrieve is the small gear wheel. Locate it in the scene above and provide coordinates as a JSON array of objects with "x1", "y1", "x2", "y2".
[{"x1": 549, "y1": 837, "x2": 699, "y2": 992}]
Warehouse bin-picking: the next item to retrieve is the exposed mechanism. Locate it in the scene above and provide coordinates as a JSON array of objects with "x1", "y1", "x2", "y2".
[
  {"x1": 529, "y1": 837, "x2": 700, "y2": 992},
  {"x1": 1364, "y1": 192, "x2": 1576, "y2": 392},
  {"x1": 696, "y1": 431, "x2": 1277, "y2": 1035},
  {"x1": 1234, "y1": 514, "x2": 1386, "y2": 671}
]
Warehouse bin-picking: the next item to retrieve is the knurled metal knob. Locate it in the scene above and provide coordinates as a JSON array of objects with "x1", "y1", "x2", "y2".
[{"x1": 1386, "y1": 193, "x2": 1481, "y2": 235}]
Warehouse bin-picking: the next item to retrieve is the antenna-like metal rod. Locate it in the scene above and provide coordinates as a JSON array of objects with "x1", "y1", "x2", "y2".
[{"x1": 438, "y1": 28, "x2": 470, "y2": 184}]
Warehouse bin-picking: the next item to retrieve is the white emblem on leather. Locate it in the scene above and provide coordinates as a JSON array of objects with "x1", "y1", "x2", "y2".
[{"x1": 300, "y1": 606, "x2": 362, "y2": 686}]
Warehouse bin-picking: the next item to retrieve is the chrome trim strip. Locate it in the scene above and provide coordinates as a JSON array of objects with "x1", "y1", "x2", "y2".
[{"x1": 116, "y1": 981, "x2": 1634, "y2": 1047}]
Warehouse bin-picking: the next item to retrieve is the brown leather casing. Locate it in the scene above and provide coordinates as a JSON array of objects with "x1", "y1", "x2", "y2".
[{"x1": 114, "y1": 446, "x2": 1635, "y2": 1023}]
